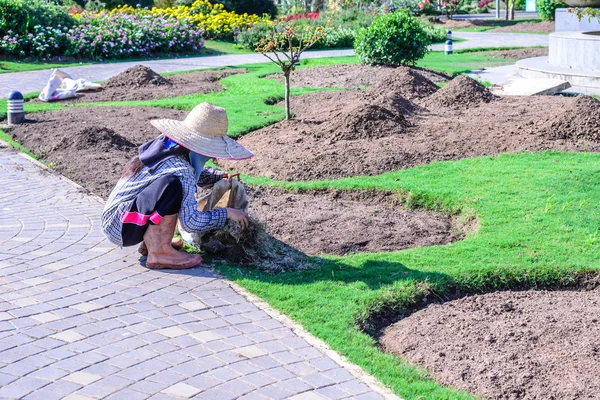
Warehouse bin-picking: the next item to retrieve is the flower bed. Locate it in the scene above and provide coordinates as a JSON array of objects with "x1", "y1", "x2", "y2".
[
  {"x1": 0, "y1": 11, "x2": 203, "y2": 60},
  {"x1": 115, "y1": 0, "x2": 270, "y2": 41}
]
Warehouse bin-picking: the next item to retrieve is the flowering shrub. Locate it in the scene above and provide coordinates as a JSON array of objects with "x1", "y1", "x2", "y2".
[
  {"x1": 478, "y1": 0, "x2": 493, "y2": 8},
  {"x1": 0, "y1": 0, "x2": 75, "y2": 37},
  {"x1": 114, "y1": 0, "x2": 270, "y2": 40},
  {"x1": 0, "y1": 11, "x2": 203, "y2": 60},
  {"x1": 281, "y1": 12, "x2": 321, "y2": 21},
  {"x1": 417, "y1": 0, "x2": 439, "y2": 15},
  {"x1": 439, "y1": 0, "x2": 463, "y2": 19}
]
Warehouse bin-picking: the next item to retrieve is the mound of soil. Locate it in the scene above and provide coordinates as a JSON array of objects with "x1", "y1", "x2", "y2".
[
  {"x1": 429, "y1": 75, "x2": 496, "y2": 108},
  {"x1": 267, "y1": 64, "x2": 450, "y2": 89},
  {"x1": 105, "y1": 65, "x2": 170, "y2": 88},
  {"x1": 368, "y1": 67, "x2": 439, "y2": 101},
  {"x1": 541, "y1": 95, "x2": 600, "y2": 140},
  {"x1": 322, "y1": 103, "x2": 410, "y2": 141},
  {"x1": 42, "y1": 66, "x2": 247, "y2": 103},
  {"x1": 221, "y1": 67, "x2": 600, "y2": 182},
  {"x1": 379, "y1": 289, "x2": 600, "y2": 400},
  {"x1": 248, "y1": 188, "x2": 458, "y2": 256},
  {"x1": 6, "y1": 106, "x2": 188, "y2": 198}
]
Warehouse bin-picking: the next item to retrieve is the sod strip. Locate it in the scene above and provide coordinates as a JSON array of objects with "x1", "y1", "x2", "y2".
[{"x1": 220, "y1": 151, "x2": 600, "y2": 400}]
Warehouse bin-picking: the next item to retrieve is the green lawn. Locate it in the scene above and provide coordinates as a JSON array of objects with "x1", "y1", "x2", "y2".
[
  {"x1": 1, "y1": 50, "x2": 590, "y2": 400},
  {"x1": 0, "y1": 60, "x2": 93, "y2": 74},
  {"x1": 223, "y1": 151, "x2": 600, "y2": 400}
]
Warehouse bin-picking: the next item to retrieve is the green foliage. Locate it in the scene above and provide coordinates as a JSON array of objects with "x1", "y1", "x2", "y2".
[
  {"x1": 0, "y1": 0, "x2": 75, "y2": 37},
  {"x1": 237, "y1": 19, "x2": 354, "y2": 50},
  {"x1": 211, "y1": 0, "x2": 277, "y2": 19},
  {"x1": 354, "y1": 10, "x2": 431, "y2": 66},
  {"x1": 536, "y1": 0, "x2": 567, "y2": 20}
]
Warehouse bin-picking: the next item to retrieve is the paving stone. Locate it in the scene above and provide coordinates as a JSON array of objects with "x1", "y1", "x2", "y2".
[
  {"x1": 0, "y1": 151, "x2": 389, "y2": 400},
  {"x1": 161, "y1": 382, "x2": 201, "y2": 397},
  {"x1": 64, "y1": 371, "x2": 103, "y2": 385}
]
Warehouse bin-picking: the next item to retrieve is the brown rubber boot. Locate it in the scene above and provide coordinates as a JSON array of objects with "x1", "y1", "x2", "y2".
[
  {"x1": 138, "y1": 237, "x2": 184, "y2": 257},
  {"x1": 143, "y1": 214, "x2": 203, "y2": 270}
]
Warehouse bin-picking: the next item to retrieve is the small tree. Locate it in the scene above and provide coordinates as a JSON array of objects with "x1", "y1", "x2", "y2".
[{"x1": 254, "y1": 22, "x2": 326, "y2": 120}]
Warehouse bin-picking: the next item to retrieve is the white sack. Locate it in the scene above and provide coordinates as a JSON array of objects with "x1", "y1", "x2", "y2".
[{"x1": 38, "y1": 69, "x2": 102, "y2": 102}]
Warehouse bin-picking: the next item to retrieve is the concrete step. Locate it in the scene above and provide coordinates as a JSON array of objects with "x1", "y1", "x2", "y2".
[{"x1": 491, "y1": 77, "x2": 571, "y2": 96}]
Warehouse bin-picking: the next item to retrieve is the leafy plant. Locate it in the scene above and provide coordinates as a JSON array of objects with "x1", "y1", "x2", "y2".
[
  {"x1": 212, "y1": 0, "x2": 278, "y2": 19},
  {"x1": 354, "y1": 10, "x2": 432, "y2": 66},
  {"x1": 254, "y1": 22, "x2": 326, "y2": 119},
  {"x1": 536, "y1": 0, "x2": 567, "y2": 20},
  {"x1": 0, "y1": 0, "x2": 75, "y2": 37}
]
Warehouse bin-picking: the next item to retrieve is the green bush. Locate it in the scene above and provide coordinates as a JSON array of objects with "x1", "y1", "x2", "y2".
[
  {"x1": 236, "y1": 22, "x2": 272, "y2": 49},
  {"x1": 421, "y1": 20, "x2": 447, "y2": 43},
  {"x1": 354, "y1": 10, "x2": 431, "y2": 66},
  {"x1": 536, "y1": 0, "x2": 567, "y2": 20},
  {"x1": 211, "y1": 0, "x2": 277, "y2": 19},
  {"x1": 0, "y1": 0, "x2": 75, "y2": 37}
]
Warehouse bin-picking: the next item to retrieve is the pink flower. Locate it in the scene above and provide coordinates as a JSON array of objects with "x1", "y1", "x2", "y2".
[{"x1": 418, "y1": 2, "x2": 425, "y2": 9}]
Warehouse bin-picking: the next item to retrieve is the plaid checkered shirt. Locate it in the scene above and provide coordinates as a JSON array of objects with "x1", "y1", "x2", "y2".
[{"x1": 101, "y1": 155, "x2": 227, "y2": 247}]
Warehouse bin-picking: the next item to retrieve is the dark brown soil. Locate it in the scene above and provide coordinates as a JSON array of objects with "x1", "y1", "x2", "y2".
[
  {"x1": 428, "y1": 75, "x2": 496, "y2": 109},
  {"x1": 487, "y1": 21, "x2": 555, "y2": 33},
  {"x1": 379, "y1": 289, "x2": 600, "y2": 400},
  {"x1": 248, "y1": 187, "x2": 458, "y2": 256},
  {"x1": 267, "y1": 64, "x2": 450, "y2": 89},
  {"x1": 482, "y1": 47, "x2": 549, "y2": 60},
  {"x1": 439, "y1": 18, "x2": 554, "y2": 33},
  {"x1": 219, "y1": 68, "x2": 600, "y2": 182},
  {"x1": 6, "y1": 106, "x2": 189, "y2": 198},
  {"x1": 38, "y1": 65, "x2": 247, "y2": 103}
]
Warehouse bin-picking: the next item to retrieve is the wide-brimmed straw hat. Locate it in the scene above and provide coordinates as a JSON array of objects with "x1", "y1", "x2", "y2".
[{"x1": 150, "y1": 102, "x2": 253, "y2": 160}]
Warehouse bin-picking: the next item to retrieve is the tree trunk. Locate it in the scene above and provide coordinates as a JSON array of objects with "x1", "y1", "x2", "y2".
[
  {"x1": 284, "y1": 70, "x2": 291, "y2": 120},
  {"x1": 504, "y1": 0, "x2": 509, "y2": 19},
  {"x1": 509, "y1": 1, "x2": 515, "y2": 20}
]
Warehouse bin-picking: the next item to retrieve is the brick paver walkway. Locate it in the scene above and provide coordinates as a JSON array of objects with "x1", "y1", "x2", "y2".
[{"x1": 0, "y1": 144, "x2": 393, "y2": 399}]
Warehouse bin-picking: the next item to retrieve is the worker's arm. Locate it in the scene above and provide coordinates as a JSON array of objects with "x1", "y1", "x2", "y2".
[{"x1": 197, "y1": 167, "x2": 225, "y2": 187}]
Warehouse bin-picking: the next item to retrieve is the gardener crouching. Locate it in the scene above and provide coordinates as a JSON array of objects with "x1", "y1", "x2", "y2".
[{"x1": 101, "y1": 102, "x2": 253, "y2": 270}]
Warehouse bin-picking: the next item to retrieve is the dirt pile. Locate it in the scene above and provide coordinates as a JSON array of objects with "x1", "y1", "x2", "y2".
[
  {"x1": 429, "y1": 75, "x2": 496, "y2": 108},
  {"x1": 369, "y1": 67, "x2": 439, "y2": 100},
  {"x1": 105, "y1": 65, "x2": 170, "y2": 88},
  {"x1": 322, "y1": 103, "x2": 410, "y2": 141},
  {"x1": 380, "y1": 289, "x2": 600, "y2": 400},
  {"x1": 72, "y1": 127, "x2": 136, "y2": 151},
  {"x1": 542, "y1": 95, "x2": 600, "y2": 140},
  {"x1": 268, "y1": 64, "x2": 449, "y2": 90},
  {"x1": 46, "y1": 67, "x2": 247, "y2": 103}
]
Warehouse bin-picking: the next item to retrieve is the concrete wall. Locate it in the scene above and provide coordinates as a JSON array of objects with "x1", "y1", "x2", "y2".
[{"x1": 556, "y1": 8, "x2": 600, "y2": 31}]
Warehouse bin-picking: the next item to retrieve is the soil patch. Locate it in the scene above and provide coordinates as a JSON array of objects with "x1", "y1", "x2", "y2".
[
  {"x1": 38, "y1": 65, "x2": 247, "y2": 103},
  {"x1": 248, "y1": 187, "x2": 458, "y2": 256},
  {"x1": 487, "y1": 21, "x2": 555, "y2": 33},
  {"x1": 6, "y1": 106, "x2": 188, "y2": 198},
  {"x1": 379, "y1": 289, "x2": 600, "y2": 400},
  {"x1": 437, "y1": 18, "x2": 554, "y2": 33},
  {"x1": 482, "y1": 47, "x2": 548, "y2": 60},
  {"x1": 219, "y1": 68, "x2": 600, "y2": 181},
  {"x1": 267, "y1": 64, "x2": 450, "y2": 89}
]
